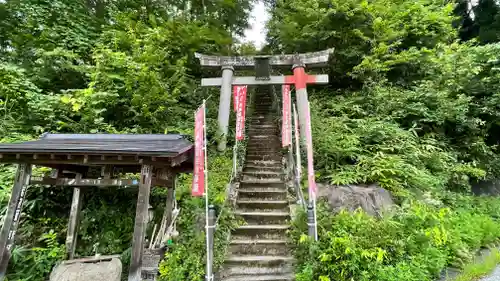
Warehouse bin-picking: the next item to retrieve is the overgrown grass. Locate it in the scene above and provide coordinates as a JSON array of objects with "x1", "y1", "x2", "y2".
[
  {"x1": 291, "y1": 196, "x2": 500, "y2": 281},
  {"x1": 451, "y1": 249, "x2": 500, "y2": 281}
]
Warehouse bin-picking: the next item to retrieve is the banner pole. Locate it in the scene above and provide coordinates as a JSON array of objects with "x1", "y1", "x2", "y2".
[{"x1": 202, "y1": 100, "x2": 212, "y2": 281}]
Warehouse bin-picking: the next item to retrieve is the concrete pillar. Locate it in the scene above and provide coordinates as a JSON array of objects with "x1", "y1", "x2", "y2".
[
  {"x1": 217, "y1": 65, "x2": 234, "y2": 151},
  {"x1": 293, "y1": 63, "x2": 319, "y2": 221}
]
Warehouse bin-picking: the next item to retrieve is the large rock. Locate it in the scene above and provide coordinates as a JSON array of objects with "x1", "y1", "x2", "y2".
[
  {"x1": 317, "y1": 184, "x2": 394, "y2": 216},
  {"x1": 50, "y1": 257, "x2": 121, "y2": 281},
  {"x1": 472, "y1": 179, "x2": 500, "y2": 196}
]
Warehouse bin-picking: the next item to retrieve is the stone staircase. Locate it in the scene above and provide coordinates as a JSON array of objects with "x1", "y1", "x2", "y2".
[{"x1": 220, "y1": 90, "x2": 294, "y2": 281}]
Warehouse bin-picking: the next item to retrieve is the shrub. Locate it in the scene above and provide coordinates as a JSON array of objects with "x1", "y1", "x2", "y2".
[{"x1": 291, "y1": 198, "x2": 500, "y2": 281}]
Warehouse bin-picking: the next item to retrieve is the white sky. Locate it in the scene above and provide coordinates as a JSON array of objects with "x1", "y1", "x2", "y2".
[{"x1": 242, "y1": 1, "x2": 269, "y2": 50}]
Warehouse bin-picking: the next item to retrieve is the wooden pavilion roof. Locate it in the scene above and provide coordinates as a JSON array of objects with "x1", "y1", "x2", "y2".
[{"x1": 0, "y1": 133, "x2": 194, "y2": 173}]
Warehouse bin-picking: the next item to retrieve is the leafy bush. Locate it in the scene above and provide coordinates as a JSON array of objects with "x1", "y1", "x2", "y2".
[
  {"x1": 158, "y1": 151, "x2": 237, "y2": 281},
  {"x1": 291, "y1": 197, "x2": 500, "y2": 281}
]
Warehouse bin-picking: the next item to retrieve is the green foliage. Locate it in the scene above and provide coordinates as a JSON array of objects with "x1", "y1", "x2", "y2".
[
  {"x1": 158, "y1": 152, "x2": 237, "y2": 281},
  {"x1": 452, "y1": 249, "x2": 500, "y2": 281},
  {"x1": 291, "y1": 198, "x2": 500, "y2": 281},
  {"x1": 8, "y1": 230, "x2": 65, "y2": 281},
  {"x1": 267, "y1": 0, "x2": 456, "y2": 87}
]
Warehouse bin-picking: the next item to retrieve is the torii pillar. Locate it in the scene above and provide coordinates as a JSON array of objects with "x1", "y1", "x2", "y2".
[{"x1": 195, "y1": 49, "x2": 334, "y2": 151}]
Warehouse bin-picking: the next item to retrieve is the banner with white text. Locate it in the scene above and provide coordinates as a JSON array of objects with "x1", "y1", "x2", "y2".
[
  {"x1": 235, "y1": 86, "x2": 247, "y2": 140},
  {"x1": 191, "y1": 104, "x2": 205, "y2": 197},
  {"x1": 282, "y1": 85, "x2": 292, "y2": 147}
]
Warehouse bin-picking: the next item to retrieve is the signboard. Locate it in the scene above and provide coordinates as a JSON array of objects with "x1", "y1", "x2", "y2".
[
  {"x1": 192, "y1": 105, "x2": 205, "y2": 197},
  {"x1": 282, "y1": 85, "x2": 292, "y2": 147},
  {"x1": 235, "y1": 86, "x2": 247, "y2": 140}
]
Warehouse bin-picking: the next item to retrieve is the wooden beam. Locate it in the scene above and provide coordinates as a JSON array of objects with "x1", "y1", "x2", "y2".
[
  {"x1": 0, "y1": 163, "x2": 32, "y2": 279},
  {"x1": 128, "y1": 165, "x2": 153, "y2": 281},
  {"x1": 0, "y1": 154, "x2": 174, "y2": 167},
  {"x1": 29, "y1": 177, "x2": 168, "y2": 187},
  {"x1": 65, "y1": 174, "x2": 83, "y2": 259},
  {"x1": 171, "y1": 152, "x2": 190, "y2": 167}
]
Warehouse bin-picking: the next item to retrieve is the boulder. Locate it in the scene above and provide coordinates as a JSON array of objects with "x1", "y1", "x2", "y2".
[
  {"x1": 472, "y1": 179, "x2": 500, "y2": 196},
  {"x1": 317, "y1": 184, "x2": 395, "y2": 216},
  {"x1": 50, "y1": 257, "x2": 121, "y2": 281}
]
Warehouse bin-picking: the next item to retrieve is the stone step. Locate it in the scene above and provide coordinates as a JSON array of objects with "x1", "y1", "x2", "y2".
[
  {"x1": 246, "y1": 154, "x2": 282, "y2": 162},
  {"x1": 225, "y1": 255, "x2": 294, "y2": 267},
  {"x1": 253, "y1": 111, "x2": 274, "y2": 115},
  {"x1": 252, "y1": 115, "x2": 275, "y2": 119},
  {"x1": 238, "y1": 188, "x2": 287, "y2": 201},
  {"x1": 248, "y1": 134, "x2": 279, "y2": 138},
  {"x1": 245, "y1": 160, "x2": 282, "y2": 167},
  {"x1": 250, "y1": 124, "x2": 276, "y2": 128},
  {"x1": 220, "y1": 264, "x2": 294, "y2": 278},
  {"x1": 239, "y1": 181, "x2": 285, "y2": 189},
  {"x1": 246, "y1": 151, "x2": 282, "y2": 157},
  {"x1": 242, "y1": 171, "x2": 284, "y2": 179},
  {"x1": 232, "y1": 225, "x2": 289, "y2": 239},
  {"x1": 242, "y1": 175, "x2": 283, "y2": 184},
  {"x1": 245, "y1": 151, "x2": 282, "y2": 157},
  {"x1": 228, "y1": 239, "x2": 290, "y2": 256},
  {"x1": 236, "y1": 200, "x2": 289, "y2": 211},
  {"x1": 235, "y1": 211, "x2": 290, "y2": 224},
  {"x1": 250, "y1": 120, "x2": 275, "y2": 125},
  {"x1": 226, "y1": 255, "x2": 293, "y2": 264},
  {"x1": 222, "y1": 273, "x2": 295, "y2": 281},
  {"x1": 246, "y1": 144, "x2": 281, "y2": 150},
  {"x1": 248, "y1": 128, "x2": 277, "y2": 134},
  {"x1": 247, "y1": 141, "x2": 280, "y2": 148},
  {"x1": 244, "y1": 165, "x2": 282, "y2": 173},
  {"x1": 246, "y1": 145, "x2": 282, "y2": 151}
]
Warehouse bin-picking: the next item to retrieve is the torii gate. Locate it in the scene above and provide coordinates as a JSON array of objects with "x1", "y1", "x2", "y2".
[{"x1": 195, "y1": 48, "x2": 334, "y2": 151}]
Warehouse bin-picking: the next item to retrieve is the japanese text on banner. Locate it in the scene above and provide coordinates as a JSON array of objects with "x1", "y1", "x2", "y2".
[
  {"x1": 235, "y1": 86, "x2": 247, "y2": 140},
  {"x1": 233, "y1": 86, "x2": 239, "y2": 112},
  {"x1": 282, "y1": 85, "x2": 292, "y2": 147},
  {"x1": 192, "y1": 105, "x2": 205, "y2": 197}
]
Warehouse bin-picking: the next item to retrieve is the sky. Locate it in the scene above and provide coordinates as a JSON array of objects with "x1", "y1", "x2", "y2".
[{"x1": 243, "y1": 1, "x2": 269, "y2": 50}]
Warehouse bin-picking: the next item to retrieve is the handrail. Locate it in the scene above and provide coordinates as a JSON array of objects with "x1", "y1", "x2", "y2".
[{"x1": 207, "y1": 88, "x2": 253, "y2": 280}]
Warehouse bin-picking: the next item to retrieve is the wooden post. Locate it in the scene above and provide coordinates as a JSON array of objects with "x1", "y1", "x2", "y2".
[
  {"x1": 161, "y1": 169, "x2": 176, "y2": 228},
  {"x1": 0, "y1": 163, "x2": 32, "y2": 280},
  {"x1": 102, "y1": 165, "x2": 113, "y2": 179},
  {"x1": 65, "y1": 173, "x2": 83, "y2": 260},
  {"x1": 128, "y1": 165, "x2": 153, "y2": 281}
]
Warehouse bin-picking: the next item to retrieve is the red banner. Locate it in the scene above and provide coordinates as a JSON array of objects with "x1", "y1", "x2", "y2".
[
  {"x1": 304, "y1": 101, "x2": 317, "y2": 197},
  {"x1": 282, "y1": 85, "x2": 292, "y2": 147},
  {"x1": 235, "y1": 86, "x2": 247, "y2": 140},
  {"x1": 192, "y1": 105, "x2": 205, "y2": 197}
]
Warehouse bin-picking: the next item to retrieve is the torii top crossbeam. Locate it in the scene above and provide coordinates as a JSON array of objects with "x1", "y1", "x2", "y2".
[
  {"x1": 195, "y1": 48, "x2": 334, "y2": 151},
  {"x1": 195, "y1": 48, "x2": 334, "y2": 68}
]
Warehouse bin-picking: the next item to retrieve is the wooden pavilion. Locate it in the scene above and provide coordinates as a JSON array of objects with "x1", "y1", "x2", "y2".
[{"x1": 0, "y1": 133, "x2": 194, "y2": 281}]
